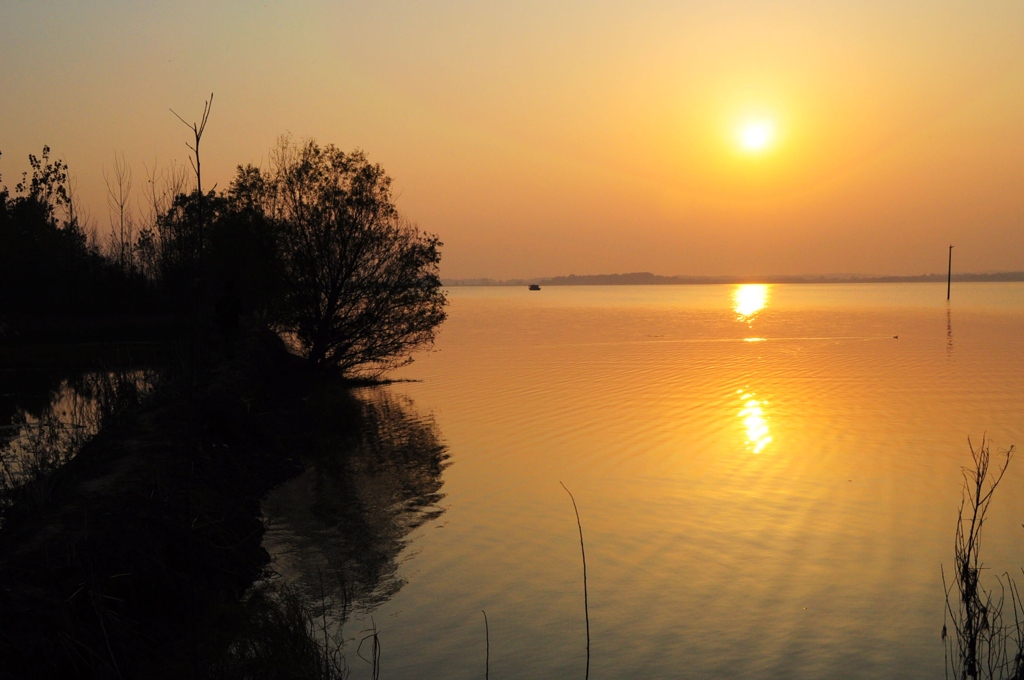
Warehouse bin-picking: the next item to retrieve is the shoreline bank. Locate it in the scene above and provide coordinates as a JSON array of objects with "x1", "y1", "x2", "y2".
[{"x1": 0, "y1": 333, "x2": 350, "y2": 678}]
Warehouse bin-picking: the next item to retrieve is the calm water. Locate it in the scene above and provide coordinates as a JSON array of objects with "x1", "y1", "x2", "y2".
[
  {"x1": 264, "y1": 282, "x2": 1024, "y2": 679},
  {"x1": 0, "y1": 367, "x2": 157, "y2": 517}
]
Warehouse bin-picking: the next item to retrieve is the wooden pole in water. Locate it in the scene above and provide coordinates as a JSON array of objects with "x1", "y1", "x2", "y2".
[{"x1": 947, "y1": 244, "x2": 954, "y2": 300}]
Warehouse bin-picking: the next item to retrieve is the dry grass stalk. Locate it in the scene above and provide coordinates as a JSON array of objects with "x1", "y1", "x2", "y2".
[{"x1": 942, "y1": 436, "x2": 1024, "y2": 680}]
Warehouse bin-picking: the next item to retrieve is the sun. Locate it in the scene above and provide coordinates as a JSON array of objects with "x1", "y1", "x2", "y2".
[{"x1": 737, "y1": 120, "x2": 775, "y2": 153}]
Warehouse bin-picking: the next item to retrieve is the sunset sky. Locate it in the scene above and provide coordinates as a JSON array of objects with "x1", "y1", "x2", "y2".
[{"x1": 2, "y1": 1, "x2": 1023, "y2": 279}]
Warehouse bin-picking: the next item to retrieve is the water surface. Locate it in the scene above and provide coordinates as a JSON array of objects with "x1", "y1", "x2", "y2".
[{"x1": 267, "y1": 282, "x2": 1024, "y2": 679}]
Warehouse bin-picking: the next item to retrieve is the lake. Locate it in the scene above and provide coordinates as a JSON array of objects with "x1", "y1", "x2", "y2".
[{"x1": 263, "y1": 282, "x2": 1024, "y2": 679}]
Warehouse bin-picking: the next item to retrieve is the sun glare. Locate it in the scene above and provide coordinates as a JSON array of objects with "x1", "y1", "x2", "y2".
[
  {"x1": 732, "y1": 284, "x2": 770, "y2": 323},
  {"x1": 737, "y1": 121, "x2": 775, "y2": 153}
]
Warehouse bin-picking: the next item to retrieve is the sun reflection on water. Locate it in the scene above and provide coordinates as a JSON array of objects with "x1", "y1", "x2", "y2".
[
  {"x1": 737, "y1": 388, "x2": 772, "y2": 454},
  {"x1": 732, "y1": 284, "x2": 770, "y2": 324}
]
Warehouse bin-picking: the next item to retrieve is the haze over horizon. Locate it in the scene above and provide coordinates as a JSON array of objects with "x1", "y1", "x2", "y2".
[
  {"x1": 442, "y1": 267, "x2": 1024, "y2": 284},
  {"x1": 3, "y1": 1, "x2": 1022, "y2": 280}
]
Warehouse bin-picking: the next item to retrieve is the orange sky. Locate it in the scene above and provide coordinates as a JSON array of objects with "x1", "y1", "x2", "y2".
[{"x1": 2, "y1": 1, "x2": 1023, "y2": 279}]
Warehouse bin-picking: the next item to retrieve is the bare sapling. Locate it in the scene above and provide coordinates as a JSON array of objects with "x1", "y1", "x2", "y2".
[{"x1": 942, "y1": 436, "x2": 1024, "y2": 680}]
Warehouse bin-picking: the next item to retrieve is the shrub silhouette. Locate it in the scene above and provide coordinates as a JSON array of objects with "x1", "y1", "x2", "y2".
[{"x1": 250, "y1": 137, "x2": 447, "y2": 375}]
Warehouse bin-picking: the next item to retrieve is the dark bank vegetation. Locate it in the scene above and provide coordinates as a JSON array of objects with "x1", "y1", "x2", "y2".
[
  {"x1": 0, "y1": 124, "x2": 448, "y2": 678},
  {"x1": 0, "y1": 136, "x2": 445, "y2": 375},
  {"x1": 0, "y1": 330, "x2": 450, "y2": 678},
  {"x1": 0, "y1": 148, "x2": 162, "y2": 341},
  {"x1": 0, "y1": 332, "x2": 300, "y2": 677},
  {"x1": 943, "y1": 438, "x2": 1024, "y2": 680}
]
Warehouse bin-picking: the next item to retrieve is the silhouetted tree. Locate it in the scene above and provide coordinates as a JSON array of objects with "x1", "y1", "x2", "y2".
[
  {"x1": 170, "y1": 93, "x2": 213, "y2": 267},
  {"x1": 153, "y1": 189, "x2": 223, "y2": 308},
  {"x1": 136, "y1": 160, "x2": 187, "y2": 278},
  {"x1": 209, "y1": 168, "x2": 282, "y2": 323},
  {"x1": 0, "y1": 147, "x2": 87, "y2": 316},
  {"x1": 2, "y1": 135, "x2": 445, "y2": 356},
  {"x1": 255, "y1": 137, "x2": 446, "y2": 374},
  {"x1": 0, "y1": 147, "x2": 156, "y2": 332},
  {"x1": 104, "y1": 152, "x2": 136, "y2": 273},
  {"x1": 14, "y1": 146, "x2": 71, "y2": 214}
]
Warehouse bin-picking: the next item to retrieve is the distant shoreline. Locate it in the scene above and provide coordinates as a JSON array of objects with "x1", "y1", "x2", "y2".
[{"x1": 443, "y1": 271, "x2": 1024, "y2": 287}]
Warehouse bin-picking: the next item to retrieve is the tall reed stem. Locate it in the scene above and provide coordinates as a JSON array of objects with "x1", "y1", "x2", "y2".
[
  {"x1": 560, "y1": 482, "x2": 589, "y2": 680},
  {"x1": 482, "y1": 610, "x2": 489, "y2": 680}
]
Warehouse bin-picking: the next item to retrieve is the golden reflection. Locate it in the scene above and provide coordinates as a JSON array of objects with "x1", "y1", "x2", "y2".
[
  {"x1": 732, "y1": 284, "x2": 770, "y2": 324},
  {"x1": 737, "y1": 388, "x2": 772, "y2": 454}
]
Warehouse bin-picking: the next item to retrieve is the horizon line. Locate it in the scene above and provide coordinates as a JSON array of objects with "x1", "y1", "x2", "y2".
[{"x1": 442, "y1": 271, "x2": 1024, "y2": 286}]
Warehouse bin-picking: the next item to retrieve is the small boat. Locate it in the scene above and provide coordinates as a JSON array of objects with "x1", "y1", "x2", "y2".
[{"x1": 528, "y1": 284, "x2": 541, "y2": 291}]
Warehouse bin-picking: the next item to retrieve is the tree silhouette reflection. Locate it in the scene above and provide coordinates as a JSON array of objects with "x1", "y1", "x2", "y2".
[{"x1": 263, "y1": 388, "x2": 449, "y2": 614}]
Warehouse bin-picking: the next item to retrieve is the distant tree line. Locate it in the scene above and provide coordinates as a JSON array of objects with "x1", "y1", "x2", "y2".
[{"x1": 0, "y1": 137, "x2": 446, "y2": 376}]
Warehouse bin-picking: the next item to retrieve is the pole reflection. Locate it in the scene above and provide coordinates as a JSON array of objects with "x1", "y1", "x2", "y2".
[{"x1": 946, "y1": 304, "x2": 954, "y2": 358}]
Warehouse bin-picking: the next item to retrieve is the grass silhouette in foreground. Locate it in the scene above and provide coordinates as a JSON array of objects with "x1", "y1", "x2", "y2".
[
  {"x1": 561, "y1": 481, "x2": 590, "y2": 680},
  {"x1": 482, "y1": 609, "x2": 490, "y2": 680},
  {"x1": 943, "y1": 437, "x2": 1024, "y2": 680}
]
